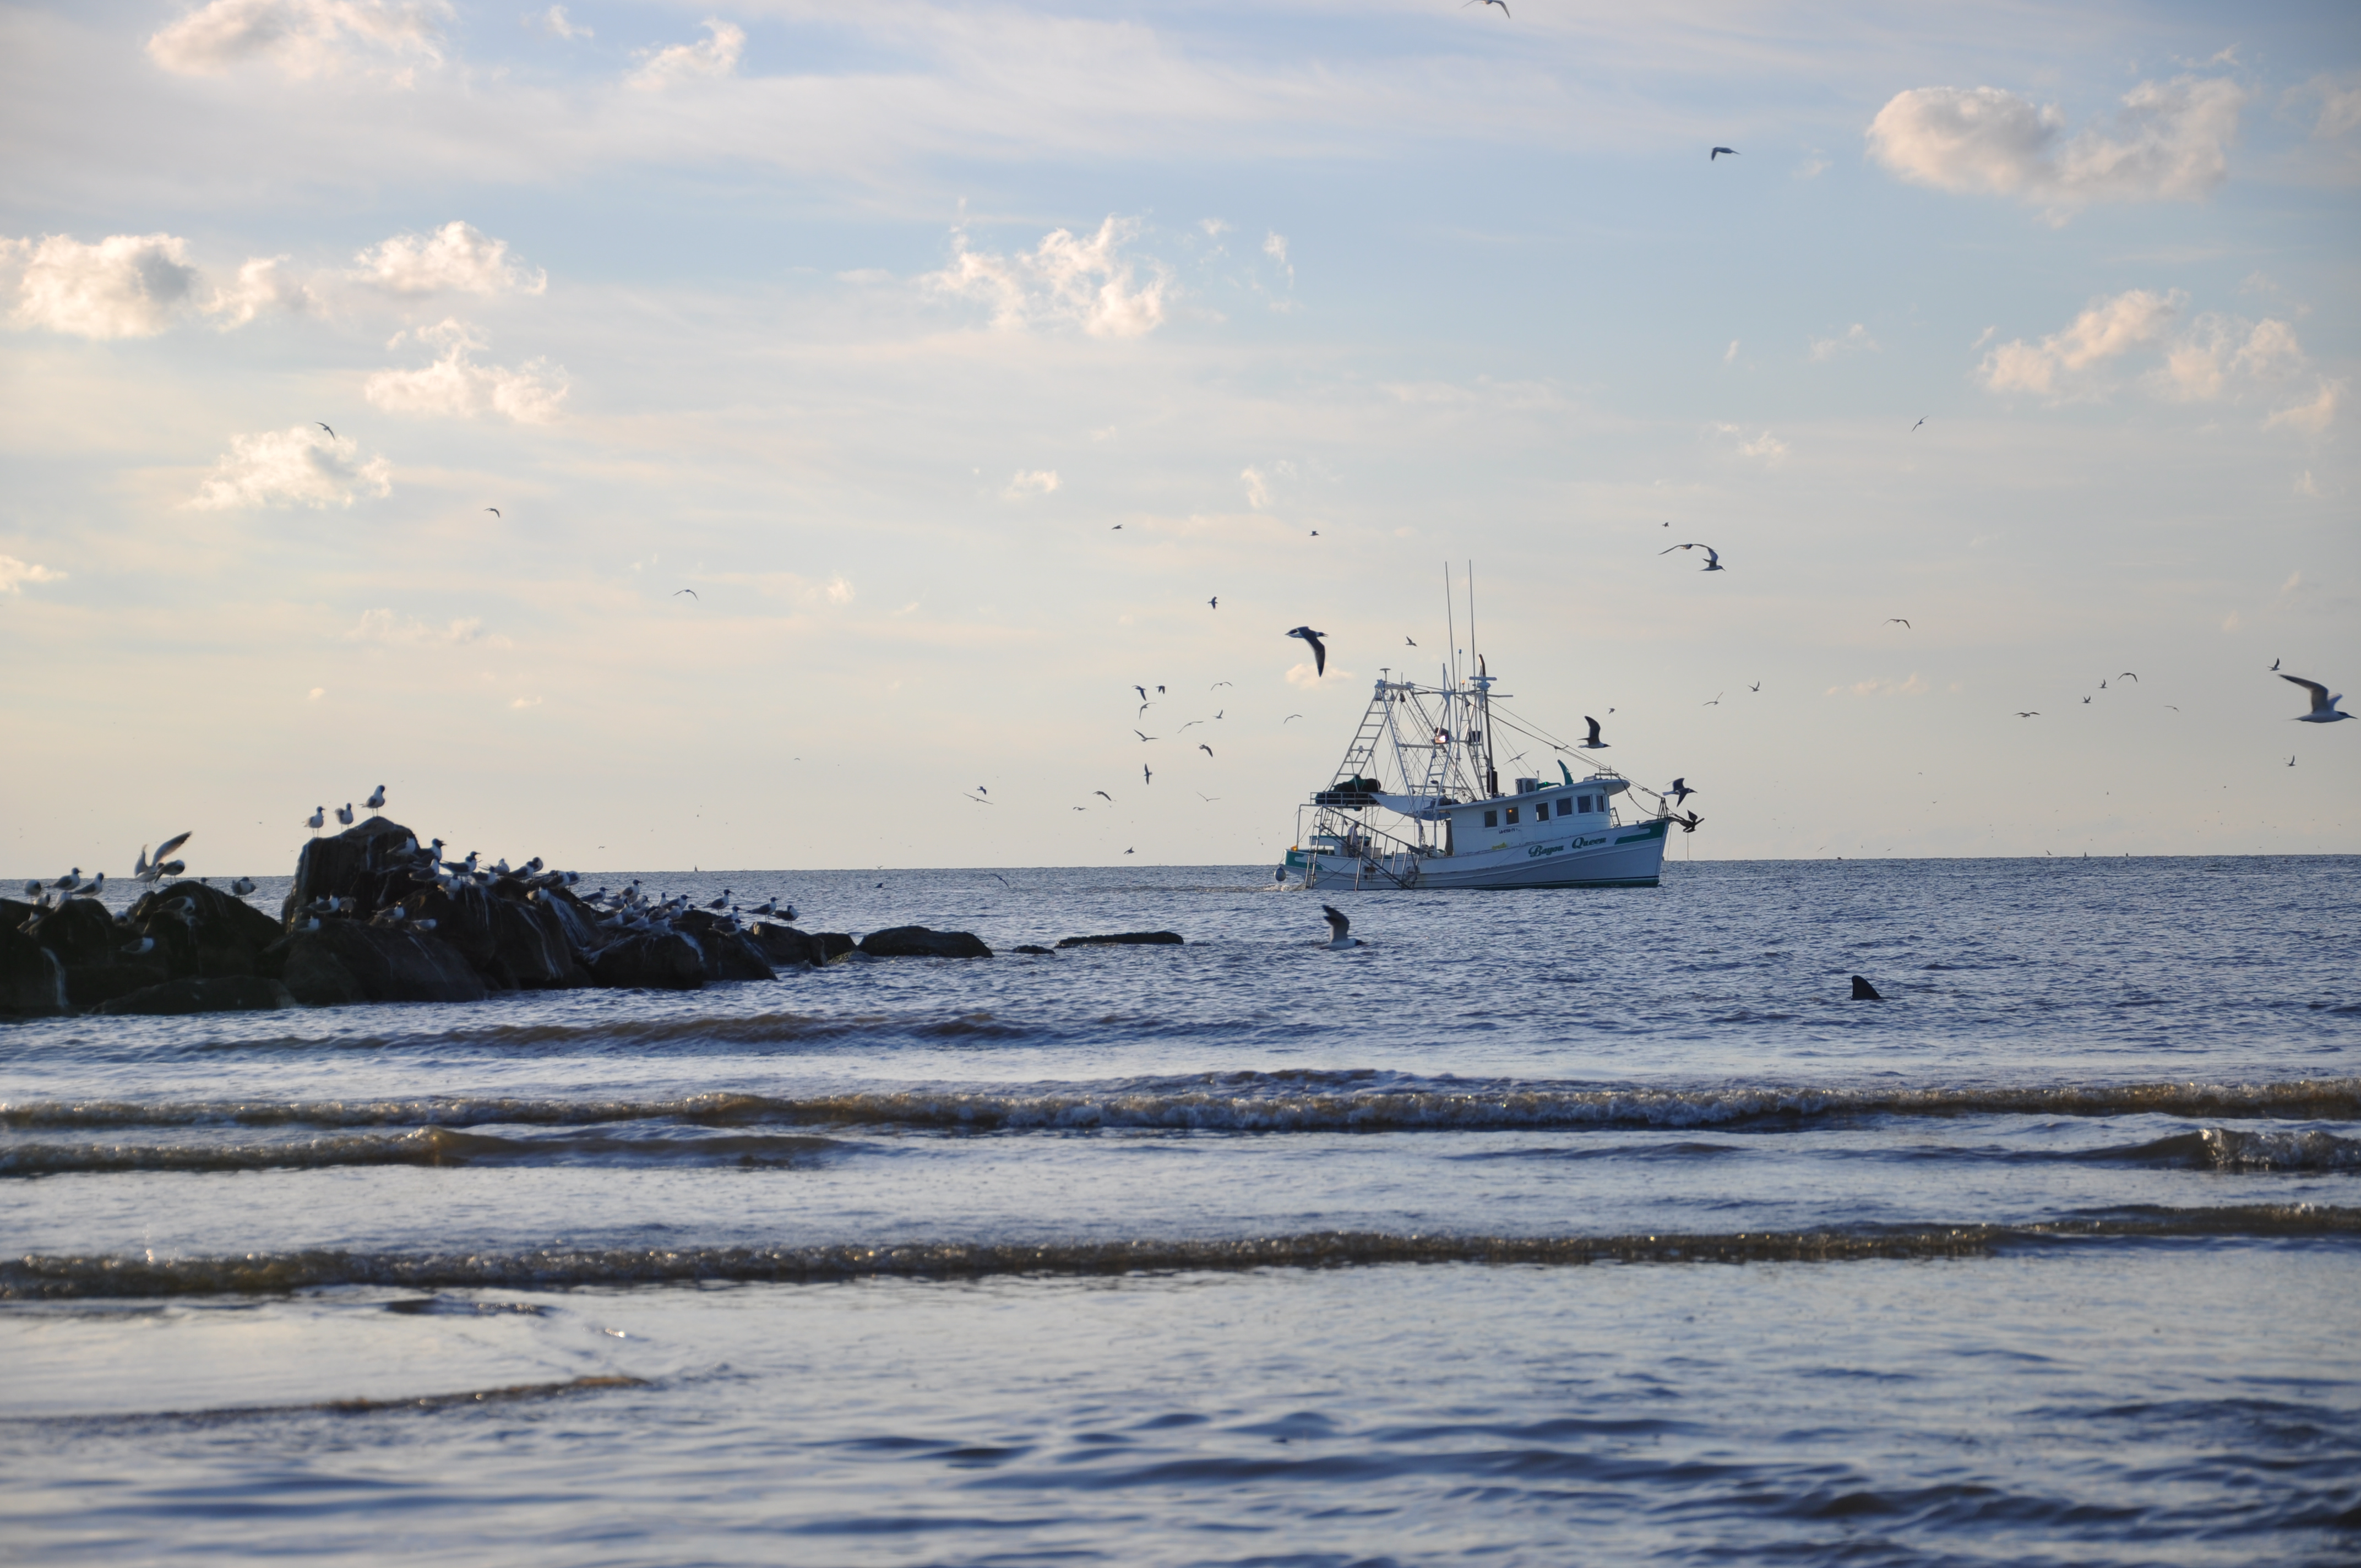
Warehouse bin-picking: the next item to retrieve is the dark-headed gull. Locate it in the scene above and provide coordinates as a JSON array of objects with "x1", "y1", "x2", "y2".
[
  {"x1": 1286, "y1": 626, "x2": 1329, "y2": 676},
  {"x1": 2281, "y1": 673, "x2": 2352, "y2": 724},
  {"x1": 1320, "y1": 905, "x2": 1363, "y2": 949}
]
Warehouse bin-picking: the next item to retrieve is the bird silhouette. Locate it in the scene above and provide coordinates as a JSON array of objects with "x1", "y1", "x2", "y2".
[
  {"x1": 1912, "y1": 417, "x2": 1925, "y2": 432},
  {"x1": 1199, "y1": 744, "x2": 1214, "y2": 757},
  {"x1": 2016, "y1": 711, "x2": 2039, "y2": 718},
  {"x1": 674, "y1": 588, "x2": 698, "y2": 599},
  {"x1": 317, "y1": 422, "x2": 335, "y2": 439},
  {"x1": 1662, "y1": 542, "x2": 1723, "y2": 571},
  {"x1": 1580, "y1": 716, "x2": 1608, "y2": 749},
  {"x1": 1143, "y1": 765, "x2": 1153, "y2": 785},
  {"x1": 1464, "y1": 0, "x2": 1509, "y2": 14},
  {"x1": 1095, "y1": 791, "x2": 1113, "y2": 802},
  {"x1": 1887, "y1": 619, "x2": 1911, "y2": 628},
  {"x1": 1209, "y1": 597, "x2": 1218, "y2": 608},
  {"x1": 1286, "y1": 625, "x2": 1329, "y2": 676},
  {"x1": 2281, "y1": 673, "x2": 2352, "y2": 724},
  {"x1": 486, "y1": 507, "x2": 500, "y2": 518},
  {"x1": 1710, "y1": 146, "x2": 1737, "y2": 159}
]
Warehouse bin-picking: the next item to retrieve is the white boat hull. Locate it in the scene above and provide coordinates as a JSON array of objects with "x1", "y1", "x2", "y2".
[{"x1": 1288, "y1": 815, "x2": 1671, "y2": 890}]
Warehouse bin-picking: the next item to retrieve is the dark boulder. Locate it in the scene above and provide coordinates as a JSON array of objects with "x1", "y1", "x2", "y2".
[
  {"x1": 125, "y1": 881, "x2": 284, "y2": 979},
  {"x1": 588, "y1": 931, "x2": 706, "y2": 992},
  {"x1": 0, "y1": 925, "x2": 67, "y2": 1016},
  {"x1": 674, "y1": 912, "x2": 777, "y2": 982},
  {"x1": 534, "y1": 889, "x2": 607, "y2": 956},
  {"x1": 747, "y1": 922, "x2": 824, "y2": 967},
  {"x1": 859, "y1": 926, "x2": 993, "y2": 959},
  {"x1": 268, "y1": 922, "x2": 491, "y2": 1007},
  {"x1": 399, "y1": 883, "x2": 580, "y2": 990},
  {"x1": 1, "y1": 897, "x2": 40, "y2": 930},
  {"x1": 1054, "y1": 932, "x2": 1185, "y2": 948},
  {"x1": 65, "y1": 959, "x2": 175, "y2": 1009},
  {"x1": 26, "y1": 899, "x2": 122, "y2": 970},
  {"x1": 283, "y1": 816, "x2": 434, "y2": 925},
  {"x1": 813, "y1": 933, "x2": 856, "y2": 962},
  {"x1": 1011, "y1": 944, "x2": 1053, "y2": 955},
  {"x1": 95, "y1": 976, "x2": 295, "y2": 1016}
]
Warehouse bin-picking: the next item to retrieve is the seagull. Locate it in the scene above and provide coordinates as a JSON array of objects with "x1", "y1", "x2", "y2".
[
  {"x1": 1702, "y1": 693, "x2": 1722, "y2": 706},
  {"x1": 2289, "y1": 755, "x2": 2297, "y2": 767},
  {"x1": 2271, "y1": 658, "x2": 2280, "y2": 671},
  {"x1": 121, "y1": 936, "x2": 156, "y2": 956},
  {"x1": 1135, "y1": 729, "x2": 1157, "y2": 742},
  {"x1": 1124, "y1": 847, "x2": 1135, "y2": 854},
  {"x1": 335, "y1": 803, "x2": 355, "y2": 825},
  {"x1": 1580, "y1": 716, "x2": 1609, "y2": 749},
  {"x1": 2016, "y1": 711, "x2": 2039, "y2": 718},
  {"x1": 1912, "y1": 417, "x2": 1925, "y2": 432},
  {"x1": 1135, "y1": 685, "x2": 1149, "y2": 701},
  {"x1": 231, "y1": 877, "x2": 257, "y2": 896},
  {"x1": 1710, "y1": 146, "x2": 1737, "y2": 159},
  {"x1": 1143, "y1": 764, "x2": 1154, "y2": 785},
  {"x1": 71, "y1": 873, "x2": 105, "y2": 899},
  {"x1": 1405, "y1": 637, "x2": 1417, "y2": 646},
  {"x1": 1286, "y1": 625, "x2": 1329, "y2": 676},
  {"x1": 1319, "y1": 904, "x2": 1362, "y2": 949},
  {"x1": 486, "y1": 508, "x2": 500, "y2": 518},
  {"x1": 362, "y1": 785, "x2": 386, "y2": 809},
  {"x1": 1667, "y1": 778, "x2": 1695, "y2": 804},
  {"x1": 306, "y1": 807, "x2": 325, "y2": 831},
  {"x1": 1661, "y1": 542, "x2": 1723, "y2": 571},
  {"x1": 1095, "y1": 790, "x2": 1114, "y2": 802},
  {"x1": 2281, "y1": 673, "x2": 2352, "y2": 724},
  {"x1": 1199, "y1": 744, "x2": 1214, "y2": 757},
  {"x1": 673, "y1": 588, "x2": 699, "y2": 601},
  {"x1": 317, "y1": 422, "x2": 335, "y2": 439},
  {"x1": 1671, "y1": 810, "x2": 1704, "y2": 834},
  {"x1": 1211, "y1": 681, "x2": 1232, "y2": 689},
  {"x1": 1748, "y1": 682, "x2": 1761, "y2": 693},
  {"x1": 1195, "y1": 792, "x2": 1220, "y2": 802},
  {"x1": 1465, "y1": 0, "x2": 1509, "y2": 14},
  {"x1": 1284, "y1": 713, "x2": 1304, "y2": 722},
  {"x1": 2119, "y1": 672, "x2": 2139, "y2": 682},
  {"x1": 1157, "y1": 685, "x2": 1166, "y2": 695},
  {"x1": 2082, "y1": 696, "x2": 2091, "y2": 704},
  {"x1": 1209, "y1": 597, "x2": 1218, "y2": 609}
]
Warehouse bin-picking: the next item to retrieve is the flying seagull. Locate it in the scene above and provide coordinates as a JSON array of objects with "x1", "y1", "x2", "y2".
[
  {"x1": 1095, "y1": 791, "x2": 1113, "y2": 802},
  {"x1": 317, "y1": 422, "x2": 335, "y2": 439},
  {"x1": 1135, "y1": 685, "x2": 1149, "y2": 701},
  {"x1": 2281, "y1": 673, "x2": 2352, "y2": 724},
  {"x1": 1580, "y1": 716, "x2": 1609, "y2": 749},
  {"x1": 1748, "y1": 682, "x2": 1761, "y2": 693},
  {"x1": 1157, "y1": 685, "x2": 1166, "y2": 695},
  {"x1": 2119, "y1": 672, "x2": 2139, "y2": 682},
  {"x1": 2271, "y1": 658, "x2": 2281, "y2": 671},
  {"x1": 1405, "y1": 636, "x2": 1417, "y2": 646},
  {"x1": 1887, "y1": 619, "x2": 1911, "y2": 628},
  {"x1": 1143, "y1": 764, "x2": 1153, "y2": 785},
  {"x1": 1284, "y1": 713, "x2": 1304, "y2": 722},
  {"x1": 1912, "y1": 417, "x2": 1925, "y2": 432},
  {"x1": 1199, "y1": 744, "x2": 1214, "y2": 757},
  {"x1": 2016, "y1": 711, "x2": 2039, "y2": 718},
  {"x1": 1702, "y1": 693, "x2": 1722, "y2": 706},
  {"x1": 1320, "y1": 904, "x2": 1363, "y2": 948},
  {"x1": 1667, "y1": 778, "x2": 1695, "y2": 804},
  {"x1": 1209, "y1": 597, "x2": 1218, "y2": 609},
  {"x1": 486, "y1": 508, "x2": 500, "y2": 518},
  {"x1": 1710, "y1": 146, "x2": 1737, "y2": 159},
  {"x1": 1286, "y1": 625, "x2": 1330, "y2": 676},
  {"x1": 1661, "y1": 542, "x2": 1724, "y2": 571},
  {"x1": 1211, "y1": 681, "x2": 1232, "y2": 689},
  {"x1": 674, "y1": 588, "x2": 698, "y2": 599},
  {"x1": 1135, "y1": 729, "x2": 1156, "y2": 742}
]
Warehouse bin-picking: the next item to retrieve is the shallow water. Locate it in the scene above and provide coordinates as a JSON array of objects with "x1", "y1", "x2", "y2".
[{"x1": 5, "y1": 857, "x2": 2358, "y2": 1564}]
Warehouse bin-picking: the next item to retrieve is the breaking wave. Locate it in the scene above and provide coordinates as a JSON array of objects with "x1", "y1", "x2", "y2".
[
  {"x1": 0, "y1": 1128, "x2": 842, "y2": 1177},
  {"x1": 7, "y1": 1206, "x2": 2352, "y2": 1299}
]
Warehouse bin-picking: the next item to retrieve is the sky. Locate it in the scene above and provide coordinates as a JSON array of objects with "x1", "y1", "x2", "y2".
[{"x1": 1, "y1": 0, "x2": 2355, "y2": 878}]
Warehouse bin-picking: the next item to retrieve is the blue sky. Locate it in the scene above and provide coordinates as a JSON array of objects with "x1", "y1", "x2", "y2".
[{"x1": 2, "y1": 1, "x2": 2355, "y2": 876}]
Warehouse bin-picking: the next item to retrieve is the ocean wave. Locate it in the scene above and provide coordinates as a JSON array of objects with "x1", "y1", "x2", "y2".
[
  {"x1": 2, "y1": 1376, "x2": 646, "y2": 1428},
  {"x1": 2073, "y1": 1127, "x2": 2361, "y2": 1173},
  {"x1": 6, "y1": 1207, "x2": 2353, "y2": 1298},
  {"x1": 7, "y1": 1073, "x2": 2358, "y2": 1136},
  {"x1": 0, "y1": 1128, "x2": 842, "y2": 1177}
]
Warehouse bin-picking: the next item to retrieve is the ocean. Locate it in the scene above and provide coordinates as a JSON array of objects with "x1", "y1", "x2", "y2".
[{"x1": 4, "y1": 856, "x2": 2357, "y2": 1565}]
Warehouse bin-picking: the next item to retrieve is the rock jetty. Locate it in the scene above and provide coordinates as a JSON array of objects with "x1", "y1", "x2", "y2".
[{"x1": 2, "y1": 816, "x2": 998, "y2": 1017}]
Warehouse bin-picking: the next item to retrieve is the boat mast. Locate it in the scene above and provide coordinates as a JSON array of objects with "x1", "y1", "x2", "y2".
[{"x1": 1470, "y1": 562, "x2": 1497, "y2": 798}]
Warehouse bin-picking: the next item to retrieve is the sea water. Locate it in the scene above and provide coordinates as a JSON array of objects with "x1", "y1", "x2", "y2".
[{"x1": 3, "y1": 857, "x2": 2357, "y2": 1565}]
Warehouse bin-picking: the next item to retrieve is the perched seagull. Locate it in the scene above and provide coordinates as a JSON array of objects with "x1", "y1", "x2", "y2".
[
  {"x1": 365, "y1": 785, "x2": 385, "y2": 808},
  {"x1": 336, "y1": 803, "x2": 355, "y2": 826},
  {"x1": 1286, "y1": 625, "x2": 1330, "y2": 676},
  {"x1": 1661, "y1": 542, "x2": 1724, "y2": 571},
  {"x1": 1319, "y1": 905, "x2": 1363, "y2": 949},
  {"x1": 2281, "y1": 673, "x2": 2352, "y2": 724},
  {"x1": 71, "y1": 873, "x2": 105, "y2": 899},
  {"x1": 121, "y1": 935, "x2": 156, "y2": 956},
  {"x1": 1580, "y1": 716, "x2": 1609, "y2": 749},
  {"x1": 231, "y1": 877, "x2": 257, "y2": 896},
  {"x1": 1709, "y1": 146, "x2": 1737, "y2": 159},
  {"x1": 1667, "y1": 778, "x2": 1696, "y2": 805},
  {"x1": 317, "y1": 422, "x2": 336, "y2": 439},
  {"x1": 306, "y1": 807, "x2": 325, "y2": 831},
  {"x1": 1887, "y1": 619, "x2": 1911, "y2": 628},
  {"x1": 1199, "y1": 744, "x2": 1215, "y2": 757}
]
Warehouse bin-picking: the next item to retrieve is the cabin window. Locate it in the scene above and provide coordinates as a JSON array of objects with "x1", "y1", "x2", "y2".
[
  {"x1": 1505, "y1": 806, "x2": 1520, "y2": 825},
  {"x1": 1483, "y1": 809, "x2": 1498, "y2": 828},
  {"x1": 1577, "y1": 794, "x2": 1593, "y2": 812},
  {"x1": 1554, "y1": 799, "x2": 1570, "y2": 818}
]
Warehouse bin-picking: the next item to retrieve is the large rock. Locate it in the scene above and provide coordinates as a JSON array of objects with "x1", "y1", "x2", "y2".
[
  {"x1": 0, "y1": 925, "x2": 66, "y2": 1016},
  {"x1": 95, "y1": 976, "x2": 295, "y2": 1016},
  {"x1": 282, "y1": 816, "x2": 433, "y2": 925},
  {"x1": 267, "y1": 922, "x2": 491, "y2": 1007},
  {"x1": 813, "y1": 932, "x2": 856, "y2": 962},
  {"x1": 588, "y1": 931, "x2": 706, "y2": 991},
  {"x1": 25, "y1": 899, "x2": 121, "y2": 970},
  {"x1": 400, "y1": 883, "x2": 581, "y2": 990},
  {"x1": 64, "y1": 958, "x2": 175, "y2": 1009},
  {"x1": 673, "y1": 913, "x2": 776, "y2": 982},
  {"x1": 1, "y1": 897, "x2": 41, "y2": 930},
  {"x1": 858, "y1": 925, "x2": 993, "y2": 959},
  {"x1": 125, "y1": 881, "x2": 284, "y2": 979},
  {"x1": 747, "y1": 922, "x2": 824, "y2": 967},
  {"x1": 1054, "y1": 932, "x2": 1185, "y2": 948}
]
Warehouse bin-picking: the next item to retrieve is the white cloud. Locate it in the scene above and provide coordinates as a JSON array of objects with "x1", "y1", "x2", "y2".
[
  {"x1": 148, "y1": 0, "x2": 450, "y2": 80},
  {"x1": 825, "y1": 576, "x2": 854, "y2": 605},
  {"x1": 2287, "y1": 74, "x2": 2361, "y2": 140},
  {"x1": 2155, "y1": 314, "x2": 2302, "y2": 401},
  {"x1": 1978, "y1": 288, "x2": 2183, "y2": 399},
  {"x1": 534, "y1": 5, "x2": 589, "y2": 41},
  {"x1": 348, "y1": 608, "x2": 483, "y2": 644},
  {"x1": 926, "y1": 217, "x2": 1169, "y2": 339},
  {"x1": 1004, "y1": 469, "x2": 1059, "y2": 499},
  {"x1": 511, "y1": 695, "x2": 543, "y2": 709},
  {"x1": 207, "y1": 255, "x2": 312, "y2": 328},
  {"x1": 365, "y1": 319, "x2": 569, "y2": 422},
  {"x1": 1867, "y1": 77, "x2": 2244, "y2": 216},
  {"x1": 0, "y1": 556, "x2": 67, "y2": 594},
  {"x1": 1825, "y1": 674, "x2": 1930, "y2": 697},
  {"x1": 1241, "y1": 466, "x2": 1271, "y2": 508},
  {"x1": 1715, "y1": 424, "x2": 1787, "y2": 463},
  {"x1": 1793, "y1": 154, "x2": 1830, "y2": 179},
  {"x1": 1723, "y1": 339, "x2": 1739, "y2": 365},
  {"x1": 2266, "y1": 378, "x2": 2344, "y2": 433},
  {"x1": 2295, "y1": 470, "x2": 2321, "y2": 497},
  {"x1": 1200, "y1": 218, "x2": 1230, "y2": 237},
  {"x1": 191, "y1": 426, "x2": 393, "y2": 510},
  {"x1": 1263, "y1": 231, "x2": 1293, "y2": 284},
  {"x1": 351, "y1": 221, "x2": 545, "y2": 296},
  {"x1": 1809, "y1": 323, "x2": 1878, "y2": 361},
  {"x1": 629, "y1": 19, "x2": 744, "y2": 89},
  {"x1": 7, "y1": 233, "x2": 200, "y2": 339}
]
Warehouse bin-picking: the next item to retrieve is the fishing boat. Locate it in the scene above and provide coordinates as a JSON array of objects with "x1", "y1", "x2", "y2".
[{"x1": 1280, "y1": 626, "x2": 1684, "y2": 890}]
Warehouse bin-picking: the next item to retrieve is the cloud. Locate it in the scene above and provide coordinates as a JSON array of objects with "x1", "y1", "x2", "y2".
[
  {"x1": 1715, "y1": 424, "x2": 1787, "y2": 464},
  {"x1": 2266, "y1": 378, "x2": 2344, "y2": 433},
  {"x1": 7, "y1": 233, "x2": 200, "y2": 339},
  {"x1": 1004, "y1": 469, "x2": 1059, "y2": 499},
  {"x1": 629, "y1": 19, "x2": 744, "y2": 89},
  {"x1": 190, "y1": 425, "x2": 393, "y2": 509},
  {"x1": 2286, "y1": 73, "x2": 2361, "y2": 140},
  {"x1": 1809, "y1": 323, "x2": 1878, "y2": 361},
  {"x1": 364, "y1": 319, "x2": 569, "y2": 422},
  {"x1": 350, "y1": 221, "x2": 545, "y2": 296},
  {"x1": 0, "y1": 555, "x2": 67, "y2": 594},
  {"x1": 1867, "y1": 77, "x2": 2243, "y2": 216},
  {"x1": 825, "y1": 576, "x2": 854, "y2": 605},
  {"x1": 510, "y1": 695, "x2": 543, "y2": 709},
  {"x1": 1978, "y1": 288, "x2": 2183, "y2": 399},
  {"x1": 2155, "y1": 314, "x2": 2302, "y2": 401},
  {"x1": 926, "y1": 216, "x2": 1169, "y2": 339},
  {"x1": 207, "y1": 255, "x2": 312, "y2": 327},
  {"x1": 347, "y1": 608, "x2": 484, "y2": 644},
  {"x1": 1241, "y1": 466, "x2": 1271, "y2": 508},
  {"x1": 148, "y1": 0, "x2": 451, "y2": 80},
  {"x1": 1263, "y1": 232, "x2": 1292, "y2": 284},
  {"x1": 534, "y1": 4, "x2": 589, "y2": 41},
  {"x1": 1723, "y1": 339, "x2": 1739, "y2": 365},
  {"x1": 1826, "y1": 674, "x2": 1930, "y2": 697}
]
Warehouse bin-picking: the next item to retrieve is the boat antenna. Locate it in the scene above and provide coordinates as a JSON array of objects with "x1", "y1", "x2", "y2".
[{"x1": 1442, "y1": 562, "x2": 1456, "y2": 692}]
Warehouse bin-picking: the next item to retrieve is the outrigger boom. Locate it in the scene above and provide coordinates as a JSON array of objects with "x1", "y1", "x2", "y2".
[{"x1": 1282, "y1": 665, "x2": 1674, "y2": 891}]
